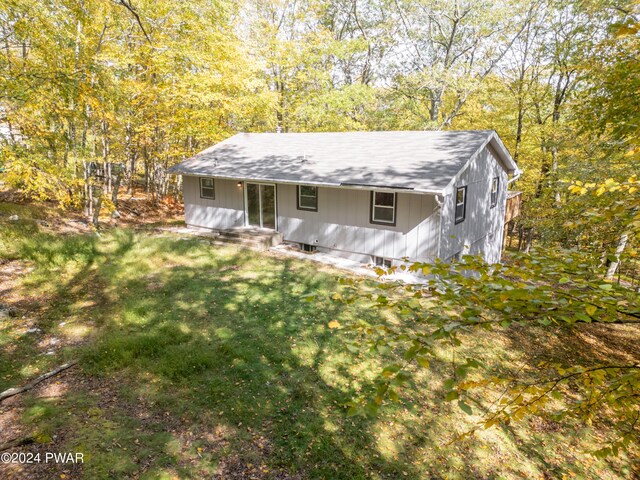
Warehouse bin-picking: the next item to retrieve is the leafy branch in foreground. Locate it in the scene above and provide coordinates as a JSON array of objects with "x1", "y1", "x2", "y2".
[{"x1": 333, "y1": 178, "x2": 639, "y2": 457}]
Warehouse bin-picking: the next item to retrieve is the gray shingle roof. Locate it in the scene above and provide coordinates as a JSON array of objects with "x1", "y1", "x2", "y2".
[{"x1": 169, "y1": 130, "x2": 516, "y2": 194}]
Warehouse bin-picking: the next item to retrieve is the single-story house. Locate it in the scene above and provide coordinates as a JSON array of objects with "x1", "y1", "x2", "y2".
[{"x1": 168, "y1": 130, "x2": 521, "y2": 265}]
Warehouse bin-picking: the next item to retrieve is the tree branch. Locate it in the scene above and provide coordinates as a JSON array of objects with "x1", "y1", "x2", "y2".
[
  {"x1": 117, "y1": 0, "x2": 151, "y2": 44},
  {"x1": 0, "y1": 361, "x2": 78, "y2": 403}
]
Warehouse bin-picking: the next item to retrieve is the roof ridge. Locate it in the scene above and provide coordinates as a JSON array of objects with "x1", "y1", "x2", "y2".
[{"x1": 232, "y1": 129, "x2": 496, "y2": 135}]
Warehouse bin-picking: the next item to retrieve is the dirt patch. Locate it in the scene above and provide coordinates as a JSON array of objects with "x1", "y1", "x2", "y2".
[
  {"x1": 504, "y1": 322, "x2": 640, "y2": 368},
  {"x1": 113, "y1": 192, "x2": 184, "y2": 228},
  {"x1": 0, "y1": 260, "x2": 31, "y2": 292},
  {"x1": 0, "y1": 367, "x2": 84, "y2": 480},
  {"x1": 0, "y1": 260, "x2": 62, "y2": 351},
  {"x1": 1, "y1": 365, "x2": 304, "y2": 479},
  {"x1": 0, "y1": 260, "x2": 35, "y2": 323},
  {"x1": 0, "y1": 187, "x2": 29, "y2": 205},
  {"x1": 213, "y1": 455, "x2": 304, "y2": 480},
  {"x1": 0, "y1": 183, "x2": 183, "y2": 233}
]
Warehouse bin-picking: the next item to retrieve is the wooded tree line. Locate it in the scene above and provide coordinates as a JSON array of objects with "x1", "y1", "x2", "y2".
[
  {"x1": 0, "y1": 0, "x2": 637, "y2": 246},
  {"x1": 1, "y1": 0, "x2": 639, "y2": 457}
]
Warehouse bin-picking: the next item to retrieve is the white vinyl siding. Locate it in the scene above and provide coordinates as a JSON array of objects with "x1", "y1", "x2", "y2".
[
  {"x1": 184, "y1": 176, "x2": 244, "y2": 229},
  {"x1": 278, "y1": 185, "x2": 439, "y2": 262},
  {"x1": 439, "y1": 147, "x2": 508, "y2": 264}
]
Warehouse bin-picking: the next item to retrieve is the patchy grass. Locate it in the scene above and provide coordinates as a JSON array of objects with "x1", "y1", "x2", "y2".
[{"x1": 0, "y1": 204, "x2": 638, "y2": 479}]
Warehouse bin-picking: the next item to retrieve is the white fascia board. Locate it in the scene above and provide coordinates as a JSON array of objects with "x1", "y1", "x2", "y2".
[
  {"x1": 180, "y1": 173, "x2": 444, "y2": 195},
  {"x1": 442, "y1": 131, "x2": 517, "y2": 194}
]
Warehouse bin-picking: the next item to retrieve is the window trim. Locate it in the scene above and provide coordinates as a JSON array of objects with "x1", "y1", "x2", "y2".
[
  {"x1": 490, "y1": 177, "x2": 499, "y2": 208},
  {"x1": 454, "y1": 186, "x2": 467, "y2": 224},
  {"x1": 296, "y1": 185, "x2": 318, "y2": 212},
  {"x1": 199, "y1": 177, "x2": 215, "y2": 200},
  {"x1": 370, "y1": 191, "x2": 397, "y2": 226}
]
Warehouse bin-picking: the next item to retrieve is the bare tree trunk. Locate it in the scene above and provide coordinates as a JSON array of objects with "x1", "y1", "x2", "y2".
[
  {"x1": 91, "y1": 185, "x2": 103, "y2": 227},
  {"x1": 605, "y1": 234, "x2": 628, "y2": 281},
  {"x1": 518, "y1": 224, "x2": 524, "y2": 251},
  {"x1": 430, "y1": 87, "x2": 443, "y2": 124},
  {"x1": 111, "y1": 167, "x2": 122, "y2": 219},
  {"x1": 523, "y1": 227, "x2": 533, "y2": 253},
  {"x1": 551, "y1": 145, "x2": 560, "y2": 203},
  {"x1": 83, "y1": 161, "x2": 91, "y2": 216},
  {"x1": 125, "y1": 121, "x2": 134, "y2": 194},
  {"x1": 101, "y1": 119, "x2": 109, "y2": 193},
  {"x1": 111, "y1": 168, "x2": 122, "y2": 205}
]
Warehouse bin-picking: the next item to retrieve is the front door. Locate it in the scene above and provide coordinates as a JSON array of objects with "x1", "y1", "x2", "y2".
[{"x1": 245, "y1": 183, "x2": 276, "y2": 229}]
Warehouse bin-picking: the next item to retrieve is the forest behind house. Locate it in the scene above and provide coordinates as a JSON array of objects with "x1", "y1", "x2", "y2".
[{"x1": 1, "y1": 0, "x2": 639, "y2": 478}]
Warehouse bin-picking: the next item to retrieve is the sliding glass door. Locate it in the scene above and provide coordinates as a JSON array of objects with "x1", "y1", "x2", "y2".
[{"x1": 245, "y1": 183, "x2": 276, "y2": 229}]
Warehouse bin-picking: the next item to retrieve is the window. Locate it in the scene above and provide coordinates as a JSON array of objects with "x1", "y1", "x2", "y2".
[
  {"x1": 455, "y1": 186, "x2": 467, "y2": 224},
  {"x1": 490, "y1": 177, "x2": 499, "y2": 208},
  {"x1": 301, "y1": 243, "x2": 317, "y2": 252},
  {"x1": 297, "y1": 185, "x2": 318, "y2": 211},
  {"x1": 200, "y1": 177, "x2": 215, "y2": 199},
  {"x1": 370, "y1": 191, "x2": 397, "y2": 225},
  {"x1": 374, "y1": 256, "x2": 392, "y2": 268}
]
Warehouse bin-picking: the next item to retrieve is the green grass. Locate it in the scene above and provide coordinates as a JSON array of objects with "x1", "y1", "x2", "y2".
[{"x1": 0, "y1": 206, "x2": 636, "y2": 479}]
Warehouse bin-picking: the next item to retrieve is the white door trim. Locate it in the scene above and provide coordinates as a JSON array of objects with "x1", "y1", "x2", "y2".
[{"x1": 243, "y1": 182, "x2": 278, "y2": 230}]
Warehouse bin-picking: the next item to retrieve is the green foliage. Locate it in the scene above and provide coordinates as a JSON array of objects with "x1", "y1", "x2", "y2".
[{"x1": 338, "y1": 180, "x2": 640, "y2": 458}]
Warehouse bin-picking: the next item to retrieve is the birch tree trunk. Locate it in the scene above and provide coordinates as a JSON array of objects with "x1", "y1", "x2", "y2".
[{"x1": 605, "y1": 234, "x2": 629, "y2": 281}]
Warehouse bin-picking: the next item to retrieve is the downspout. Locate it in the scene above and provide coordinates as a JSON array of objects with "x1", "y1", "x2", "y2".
[{"x1": 434, "y1": 194, "x2": 443, "y2": 260}]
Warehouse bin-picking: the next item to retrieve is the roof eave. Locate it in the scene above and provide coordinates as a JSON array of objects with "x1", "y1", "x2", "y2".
[
  {"x1": 487, "y1": 132, "x2": 518, "y2": 174},
  {"x1": 172, "y1": 171, "x2": 444, "y2": 195},
  {"x1": 441, "y1": 131, "x2": 518, "y2": 194}
]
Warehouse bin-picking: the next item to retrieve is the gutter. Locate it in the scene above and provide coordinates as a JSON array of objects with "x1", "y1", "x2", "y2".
[
  {"x1": 507, "y1": 168, "x2": 523, "y2": 185},
  {"x1": 174, "y1": 172, "x2": 444, "y2": 195}
]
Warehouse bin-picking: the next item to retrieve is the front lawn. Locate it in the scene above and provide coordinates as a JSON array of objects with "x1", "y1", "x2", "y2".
[{"x1": 0, "y1": 203, "x2": 636, "y2": 479}]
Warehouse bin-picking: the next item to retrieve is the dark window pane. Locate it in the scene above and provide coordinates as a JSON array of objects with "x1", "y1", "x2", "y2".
[
  {"x1": 491, "y1": 178, "x2": 498, "y2": 207},
  {"x1": 300, "y1": 195, "x2": 317, "y2": 209},
  {"x1": 298, "y1": 185, "x2": 317, "y2": 210},
  {"x1": 374, "y1": 206, "x2": 394, "y2": 222},
  {"x1": 261, "y1": 185, "x2": 276, "y2": 229},
  {"x1": 200, "y1": 178, "x2": 215, "y2": 199},
  {"x1": 375, "y1": 192, "x2": 395, "y2": 207},
  {"x1": 455, "y1": 186, "x2": 466, "y2": 222},
  {"x1": 247, "y1": 183, "x2": 260, "y2": 226},
  {"x1": 300, "y1": 185, "x2": 317, "y2": 197}
]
